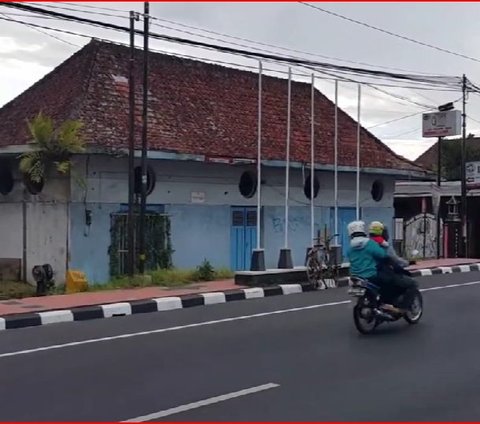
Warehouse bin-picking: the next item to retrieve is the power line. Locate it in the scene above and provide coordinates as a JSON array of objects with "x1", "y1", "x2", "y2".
[
  {"x1": 367, "y1": 111, "x2": 428, "y2": 129},
  {"x1": 56, "y1": 1, "x2": 469, "y2": 81},
  {"x1": 300, "y1": 2, "x2": 480, "y2": 65},
  {"x1": 0, "y1": 12, "x2": 80, "y2": 47},
  {"x1": 1, "y1": 2, "x2": 461, "y2": 90}
]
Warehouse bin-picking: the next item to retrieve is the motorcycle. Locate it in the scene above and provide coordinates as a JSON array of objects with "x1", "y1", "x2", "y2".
[{"x1": 348, "y1": 275, "x2": 423, "y2": 335}]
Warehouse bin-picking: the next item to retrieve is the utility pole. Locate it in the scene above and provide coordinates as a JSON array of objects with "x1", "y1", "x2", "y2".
[
  {"x1": 461, "y1": 74, "x2": 468, "y2": 258},
  {"x1": 436, "y1": 135, "x2": 442, "y2": 259},
  {"x1": 127, "y1": 11, "x2": 139, "y2": 278},
  {"x1": 138, "y1": 1, "x2": 149, "y2": 274}
]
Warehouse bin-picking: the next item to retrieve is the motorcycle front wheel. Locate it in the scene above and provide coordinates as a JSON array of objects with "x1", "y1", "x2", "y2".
[
  {"x1": 353, "y1": 298, "x2": 378, "y2": 335},
  {"x1": 404, "y1": 289, "x2": 423, "y2": 324}
]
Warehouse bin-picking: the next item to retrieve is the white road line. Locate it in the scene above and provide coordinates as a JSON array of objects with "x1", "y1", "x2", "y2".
[
  {"x1": 121, "y1": 382, "x2": 280, "y2": 422},
  {"x1": 420, "y1": 280, "x2": 480, "y2": 292},
  {"x1": 0, "y1": 300, "x2": 349, "y2": 359},
  {"x1": 0, "y1": 280, "x2": 479, "y2": 359}
]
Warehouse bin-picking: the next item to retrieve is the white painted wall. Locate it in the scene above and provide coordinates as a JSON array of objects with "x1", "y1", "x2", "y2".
[
  {"x1": 0, "y1": 163, "x2": 69, "y2": 283},
  {"x1": 70, "y1": 155, "x2": 396, "y2": 209}
]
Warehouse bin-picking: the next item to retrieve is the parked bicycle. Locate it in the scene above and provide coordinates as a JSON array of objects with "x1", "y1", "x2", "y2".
[{"x1": 306, "y1": 231, "x2": 340, "y2": 289}]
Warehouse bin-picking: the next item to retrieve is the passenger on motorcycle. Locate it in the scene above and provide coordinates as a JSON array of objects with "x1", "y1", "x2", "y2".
[
  {"x1": 347, "y1": 220, "x2": 391, "y2": 297},
  {"x1": 368, "y1": 221, "x2": 418, "y2": 312}
]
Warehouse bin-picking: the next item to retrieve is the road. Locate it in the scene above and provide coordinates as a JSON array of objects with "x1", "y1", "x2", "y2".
[{"x1": 1, "y1": 271, "x2": 480, "y2": 421}]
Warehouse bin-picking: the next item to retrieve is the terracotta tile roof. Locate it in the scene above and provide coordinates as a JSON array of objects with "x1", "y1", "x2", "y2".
[
  {"x1": 415, "y1": 135, "x2": 480, "y2": 170},
  {"x1": 0, "y1": 40, "x2": 424, "y2": 174}
]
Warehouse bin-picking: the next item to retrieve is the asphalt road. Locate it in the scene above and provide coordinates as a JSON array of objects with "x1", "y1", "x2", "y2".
[{"x1": 1, "y1": 271, "x2": 480, "y2": 421}]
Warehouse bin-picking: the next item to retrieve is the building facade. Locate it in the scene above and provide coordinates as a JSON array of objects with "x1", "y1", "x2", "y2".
[{"x1": 0, "y1": 40, "x2": 426, "y2": 284}]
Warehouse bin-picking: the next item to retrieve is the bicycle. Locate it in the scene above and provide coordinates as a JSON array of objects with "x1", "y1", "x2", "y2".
[{"x1": 306, "y1": 232, "x2": 340, "y2": 290}]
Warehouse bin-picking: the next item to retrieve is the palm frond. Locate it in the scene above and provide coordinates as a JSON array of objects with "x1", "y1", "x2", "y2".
[{"x1": 27, "y1": 112, "x2": 54, "y2": 150}]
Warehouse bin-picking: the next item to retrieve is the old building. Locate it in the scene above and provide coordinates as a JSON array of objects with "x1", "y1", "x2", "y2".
[{"x1": 0, "y1": 40, "x2": 426, "y2": 284}]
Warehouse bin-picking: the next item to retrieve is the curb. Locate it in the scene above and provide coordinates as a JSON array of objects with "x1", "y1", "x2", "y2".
[
  {"x1": 0, "y1": 283, "x2": 319, "y2": 331},
  {"x1": 1, "y1": 263, "x2": 479, "y2": 331}
]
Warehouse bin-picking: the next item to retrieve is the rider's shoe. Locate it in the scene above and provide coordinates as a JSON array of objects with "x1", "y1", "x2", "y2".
[{"x1": 380, "y1": 303, "x2": 403, "y2": 315}]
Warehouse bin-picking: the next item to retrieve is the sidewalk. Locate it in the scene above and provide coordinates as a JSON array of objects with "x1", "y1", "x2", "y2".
[
  {"x1": 0, "y1": 257, "x2": 478, "y2": 318},
  {"x1": 0, "y1": 279, "x2": 242, "y2": 316}
]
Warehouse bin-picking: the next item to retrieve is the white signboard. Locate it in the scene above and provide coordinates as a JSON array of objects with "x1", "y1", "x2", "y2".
[
  {"x1": 191, "y1": 191, "x2": 206, "y2": 203},
  {"x1": 422, "y1": 110, "x2": 461, "y2": 138},
  {"x1": 466, "y1": 161, "x2": 480, "y2": 189}
]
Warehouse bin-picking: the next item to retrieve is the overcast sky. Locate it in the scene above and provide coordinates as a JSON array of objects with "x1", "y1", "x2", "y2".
[{"x1": 2, "y1": 2, "x2": 480, "y2": 161}]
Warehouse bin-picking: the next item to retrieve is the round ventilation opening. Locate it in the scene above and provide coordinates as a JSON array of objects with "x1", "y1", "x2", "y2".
[
  {"x1": 371, "y1": 179, "x2": 384, "y2": 202},
  {"x1": 238, "y1": 171, "x2": 257, "y2": 199},
  {"x1": 303, "y1": 173, "x2": 320, "y2": 199}
]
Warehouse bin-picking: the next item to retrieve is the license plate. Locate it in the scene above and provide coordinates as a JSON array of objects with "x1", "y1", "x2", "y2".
[{"x1": 348, "y1": 287, "x2": 366, "y2": 296}]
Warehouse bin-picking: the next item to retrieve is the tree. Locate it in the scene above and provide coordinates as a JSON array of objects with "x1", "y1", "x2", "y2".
[
  {"x1": 437, "y1": 136, "x2": 480, "y2": 180},
  {"x1": 19, "y1": 112, "x2": 86, "y2": 189}
]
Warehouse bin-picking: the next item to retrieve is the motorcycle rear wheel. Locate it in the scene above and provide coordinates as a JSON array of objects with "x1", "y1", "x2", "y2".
[{"x1": 404, "y1": 290, "x2": 423, "y2": 324}]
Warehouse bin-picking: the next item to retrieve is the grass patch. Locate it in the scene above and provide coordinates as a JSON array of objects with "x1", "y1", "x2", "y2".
[
  {"x1": 0, "y1": 281, "x2": 36, "y2": 300},
  {"x1": 88, "y1": 263, "x2": 235, "y2": 292}
]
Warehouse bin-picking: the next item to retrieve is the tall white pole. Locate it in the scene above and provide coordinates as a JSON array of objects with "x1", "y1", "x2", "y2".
[
  {"x1": 334, "y1": 80, "x2": 339, "y2": 242},
  {"x1": 285, "y1": 67, "x2": 292, "y2": 249},
  {"x1": 310, "y1": 73, "x2": 315, "y2": 248},
  {"x1": 256, "y1": 61, "x2": 262, "y2": 250},
  {"x1": 356, "y1": 83, "x2": 361, "y2": 220}
]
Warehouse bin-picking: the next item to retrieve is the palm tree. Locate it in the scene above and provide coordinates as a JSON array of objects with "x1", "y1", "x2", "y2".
[{"x1": 19, "y1": 112, "x2": 86, "y2": 192}]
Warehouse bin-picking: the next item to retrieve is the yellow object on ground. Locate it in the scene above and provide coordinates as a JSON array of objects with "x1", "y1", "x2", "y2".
[{"x1": 65, "y1": 270, "x2": 88, "y2": 293}]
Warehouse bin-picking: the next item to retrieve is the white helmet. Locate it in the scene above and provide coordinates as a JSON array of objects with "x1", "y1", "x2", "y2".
[{"x1": 347, "y1": 220, "x2": 366, "y2": 237}]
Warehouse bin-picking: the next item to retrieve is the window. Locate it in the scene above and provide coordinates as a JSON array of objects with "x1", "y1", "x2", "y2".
[
  {"x1": 303, "y1": 173, "x2": 320, "y2": 199},
  {"x1": 238, "y1": 171, "x2": 257, "y2": 198},
  {"x1": 371, "y1": 180, "x2": 384, "y2": 202}
]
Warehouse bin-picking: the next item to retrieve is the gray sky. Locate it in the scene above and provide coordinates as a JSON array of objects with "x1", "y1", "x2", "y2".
[{"x1": 2, "y1": 2, "x2": 480, "y2": 160}]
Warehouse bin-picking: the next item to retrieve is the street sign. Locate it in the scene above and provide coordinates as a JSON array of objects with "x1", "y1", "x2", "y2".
[
  {"x1": 422, "y1": 110, "x2": 461, "y2": 138},
  {"x1": 466, "y1": 161, "x2": 480, "y2": 189}
]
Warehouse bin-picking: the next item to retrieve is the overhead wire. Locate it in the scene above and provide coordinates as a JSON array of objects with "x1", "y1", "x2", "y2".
[
  {"x1": 1, "y1": 2, "x2": 462, "y2": 91},
  {"x1": 299, "y1": 2, "x2": 480, "y2": 65}
]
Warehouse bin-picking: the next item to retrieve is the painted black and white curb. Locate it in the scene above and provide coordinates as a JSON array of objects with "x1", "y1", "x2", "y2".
[
  {"x1": 1, "y1": 263, "x2": 479, "y2": 331},
  {"x1": 0, "y1": 283, "x2": 319, "y2": 331}
]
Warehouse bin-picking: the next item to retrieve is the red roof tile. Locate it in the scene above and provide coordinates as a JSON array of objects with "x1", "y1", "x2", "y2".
[{"x1": 0, "y1": 40, "x2": 424, "y2": 173}]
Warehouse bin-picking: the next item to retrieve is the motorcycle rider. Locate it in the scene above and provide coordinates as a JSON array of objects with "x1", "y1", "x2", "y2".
[
  {"x1": 347, "y1": 220, "x2": 393, "y2": 315},
  {"x1": 368, "y1": 221, "x2": 418, "y2": 312}
]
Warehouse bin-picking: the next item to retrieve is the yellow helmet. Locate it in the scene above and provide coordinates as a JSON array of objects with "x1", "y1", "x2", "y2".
[{"x1": 369, "y1": 221, "x2": 384, "y2": 236}]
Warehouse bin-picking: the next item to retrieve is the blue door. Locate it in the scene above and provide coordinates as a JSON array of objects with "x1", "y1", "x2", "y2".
[
  {"x1": 331, "y1": 207, "x2": 358, "y2": 261},
  {"x1": 231, "y1": 207, "x2": 258, "y2": 271}
]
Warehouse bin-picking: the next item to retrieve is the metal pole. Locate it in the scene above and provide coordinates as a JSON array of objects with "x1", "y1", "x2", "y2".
[
  {"x1": 310, "y1": 73, "x2": 315, "y2": 247},
  {"x1": 356, "y1": 84, "x2": 361, "y2": 220},
  {"x1": 436, "y1": 136, "x2": 442, "y2": 259},
  {"x1": 334, "y1": 80, "x2": 339, "y2": 242},
  {"x1": 461, "y1": 74, "x2": 468, "y2": 258},
  {"x1": 284, "y1": 67, "x2": 292, "y2": 249},
  {"x1": 127, "y1": 11, "x2": 137, "y2": 277},
  {"x1": 138, "y1": 2, "x2": 149, "y2": 274},
  {"x1": 256, "y1": 61, "x2": 262, "y2": 250}
]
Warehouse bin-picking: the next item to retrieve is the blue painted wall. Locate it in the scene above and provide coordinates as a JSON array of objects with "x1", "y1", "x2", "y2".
[
  {"x1": 69, "y1": 202, "x2": 120, "y2": 284},
  {"x1": 167, "y1": 204, "x2": 231, "y2": 269}
]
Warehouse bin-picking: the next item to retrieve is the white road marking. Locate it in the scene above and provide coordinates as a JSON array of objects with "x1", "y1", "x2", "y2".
[
  {"x1": 458, "y1": 265, "x2": 472, "y2": 273},
  {"x1": 39, "y1": 310, "x2": 74, "y2": 325},
  {"x1": 0, "y1": 280, "x2": 479, "y2": 359},
  {"x1": 280, "y1": 284, "x2": 302, "y2": 295},
  {"x1": 101, "y1": 303, "x2": 132, "y2": 318},
  {"x1": 0, "y1": 300, "x2": 349, "y2": 359},
  {"x1": 243, "y1": 287, "x2": 264, "y2": 299},
  {"x1": 201, "y1": 292, "x2": 226, "y2": 305},
  {"x1": 420, "y1": 280, "x2": 480, "y2": 292},
  {"x1": 154, "y1": 297, "x2": 182, "y2": 311},
  {"x1": 121, "y1": 382, "x2": 280, "y2": 422}
]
